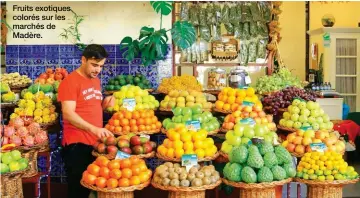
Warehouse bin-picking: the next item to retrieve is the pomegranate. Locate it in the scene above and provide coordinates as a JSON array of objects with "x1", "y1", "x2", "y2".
[
  {"x1": 35, "y1": 130, "x2": 48, "y2": 144},
  {"x1": 10, "y1": 135, "x2": 22, "y2": 146},
  {"x1": 12, "y1": 117, "x2": 24, "y2": 129},
  {"x1": 17, "y1": 126, "x2": 29, "y2": 138},
  {"x1": 23, "y1": 136, "x2": 35, "y2": 146},
  {"x1": 27, "y1": 123, "x2": 41, "y2": 135},
  {"x1": 4, "y1": 126, "x2": 15, "y2": 137}
]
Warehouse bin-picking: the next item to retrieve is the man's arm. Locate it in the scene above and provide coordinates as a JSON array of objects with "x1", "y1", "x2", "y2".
[{"x1": 61, "y1": 101, "x2": 113, "y2": 138}]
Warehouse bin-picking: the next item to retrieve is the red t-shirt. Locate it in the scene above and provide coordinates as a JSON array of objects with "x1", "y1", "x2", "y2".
[{"x1": 57, "y1": 71, "x2": 103, "y2": 146}]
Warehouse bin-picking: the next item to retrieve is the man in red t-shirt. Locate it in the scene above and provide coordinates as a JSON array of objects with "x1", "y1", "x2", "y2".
[{"x1": 58, "y1": 44, "x2": 114, "y2": 198}]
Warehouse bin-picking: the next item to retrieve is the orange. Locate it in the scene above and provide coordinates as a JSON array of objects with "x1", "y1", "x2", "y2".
[
  {"x1": 99, "y1": 167, "x2": 110, "y2": 179},
  {"x1": 166, "y1": 148, "x2": 175, "y2": 158},
  {"x1": 163, "y1": 139, "x2": 173, "y2": 148},
  {"x1": 96, "y1": 156, "x2": 110, "y2": 167},
  {"x1": 131, "y1": 165, "x2": 142, "y2": 176},
  {"x1": 129, "y1": 156, "x2": 141, "y2": 165},
  {"x1": 144, "y1": 169, "x2": 152, "y2": 178},
  {"x1": 87, "y1": 164, "x2": 100, "y2": 177},
  {"x1": 151, "y1": 116, "x2": 158, "y2": 124},
  {"x1": 123, "y1": 125, "x2": 131, "y2": 133},
  {"x1": 108, "y1": 119, "x2": 114, "y2": 126},
  {"x1": 108, "y1": 160, "x2": 121, "y2": 170},
  {"x1": 223, "y1": 103, "x2": 231, "y2": 111},
  {"x1": 112, "y1": 113, "x2": 119, "y2": 120},
  {"x1": 175, "y1": 149, "x2": 185, "y2": 158},
  {"x1": 169, "y1": 132, "x2": 180, "y2": 141},
  {"x1": 120, "y1": 159, "x2": 132, "y2": 169},
  {"x1": 129, "y1": 119, "x2": 137, "y2": 127},
  {"x1": 151, "y1": 124, "x2": 157, "y2": 130},
  {"x1": 235, "y1": 97, "x2": 244, "y2": 104},
  {"x1": 148, "y1": 110, "x2": 155, "y2": 117},
  {"x1": 227, "y1": 96, "x2": 236, "y2": 105},
  {"x1": 137, "y1": 118, "x2": 145, "y2": 125},
  {"x1": 194, "y1": 140, "x2": 204, "y2": 150},
  {"x1": 183, "y1": 141, "x2": 194, "y2": 151},
  {"x1": 106, "y1": 178, "x2": 118, "y2": 189},
  {"x1": 105, "y1": 124, "x2": 111, "y2": 130},
  {"x1": 83, "y1": 173, "x2": 97, "y2": 185},
  {"x1": 109, "y1": 125, "x2": 115, "y2": 132},
  {"x1": 120, "y1": 118, "x2": 129, "y2": 127},
  {"x1": 155, "y1": 121, "x2": 162, "y2": 129},
  {"x1": 121, "y1": 168, "x2": 133, "y2": 179},
  {"x1": 117, "y1": 112, "x2": 124, "y2": 119},
  {"x1": 246, "y1": 87, "x2": 255, "y2": 96},
  {"x1": 129, "y1": 176, "x2": 141, "y2": 186},
  {"x1": 227, "y1": 89, "x2": 236, "y2": 97},
  {"x1": 145, "y1": 118, "x2": 152, "y2": 125},
  {"x1": 138, "y1": 172, "x2": 149, "y2": 183},
  {"x1": 137, "y1": 163, "x2": 147, "y2": 172},
  {"x1": 180, "y1": 133, "x2": 191, "y2": 142},
  {"x1": 115, "y1": 126, "x2": 122, "y2": 133},
  {"x1": 113, "y1": 119, "x2": 120, "y2": 127},
  {"x1": 125, "y1": 111, "x2": 132, "y2": 119},
  {"x1": 236, "y1": 89, "x2": 246, "y2": 98},
  {"x1": 192, "y1": 133, "x2": 202, "y2": 142},
  {"x1": 138, "y1": 125, "x2": 146, "y2": 131},
  {"x1": 157, "y1": 145, "x2": 167, "y2": 156},
  {"x1": 132, "y1": 111, "x2": 140, "y2": 119},
  {"x1": 130, "y1": 125, "x2": 138, "y2": 132},
  {"x1": 220, "y1": 95, "x2": 228, "y2": 103},
  {"x1": 140, "y1": 111, "x2": 146, "y2": 118},
  {"x1": 231, "y1": 103, "x2": 239, "y2": 112},
  {"x1": 109, "y1": 169, "x2": 122, "y2": 179},
  {"x1": 118, "y1": 178, "x2": 130, "y2": 187},
  {"x1": 215, "y1": 101, "x2": 224, "y2": 110},
  {"x1": 95, "y1": 177, "x2": 107, "y2": 188},
  {"x1": 145, "y1": 125, "x2": 151, "y2": 131}
]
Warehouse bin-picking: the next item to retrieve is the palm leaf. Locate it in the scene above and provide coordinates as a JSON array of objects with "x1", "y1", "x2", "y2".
[
  {"x1": 171, "y1": 21, "x2": 196, "y2": 50},
  {"x1": 150, "y1": 1, "x2": 173, "y2": 16}
]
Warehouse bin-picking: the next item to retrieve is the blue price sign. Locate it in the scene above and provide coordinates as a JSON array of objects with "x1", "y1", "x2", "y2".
[
  {"x1": 115, "y1": 151, "x2": 131, "y2": 159},
  {"x1": 122, "y1": 98, "x2": 136, "y2": 111},
  {"x1": 185, "y1": 121, "x2": 201, "y2": 131}
]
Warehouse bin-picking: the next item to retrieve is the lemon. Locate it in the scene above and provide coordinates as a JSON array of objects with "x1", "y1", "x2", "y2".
[
  {"x1": 166, "y1": 148, "x2": 175, "y2": 158},
  {"x1": 307, "y1": 169, "x2": 315, "y2": 175},
  {"x1": 185, "y1": 149, "x2": 195, "y2": 154},
  {"x1": 195, "y1": 149, "x2": 205, "y2": 158},
  {"x1": 312, "y1": 164, "x2": 319, "y2": 171},
  {"x1": 326, "y1": 175, "x2": 334, "y2": 181},
  {"x1": 310, "y1": 160, "x2": 316, "y2": 165},
  {"x1": 194, "y1": 140, "x2": 204, "y2": 150},
  {"x1": 304, "y1": 153, "x2": 311, "y2": 157},
  {"x1": 175, "y1": 149, "x2": 184, "y2": 159},
  {"x1": 320, "y1": 156, "x2": 328, "y2": 161},
  {"x1": 347, "y1": 166, "x2": 355, "y2": 172},
  {"x1": 173, "y1": 140, "x2": 183, "y2": 150}
]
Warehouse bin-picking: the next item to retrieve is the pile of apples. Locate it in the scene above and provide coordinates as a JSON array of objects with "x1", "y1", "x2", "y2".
[
  {"x1": 222, "y1": 103, "x2": 276, "y2": 131},
  {"x1": 34, "y1": 68, "x2": 68, "y2": 84},
  {"x1": 214, "y1": 87, "x2": 260, "y2": 112},
  {"x1": 105, "y1": 109, "x2": 162, "y2": 134},
  {"x1": 221, "y1": 119, "x2": 279, "y2": 154},
  {"x1": 93, "y1": 134, "x2": 157, "y2": 157},
  {"x1": 82, "y1": 156, "x2": 152, "y2": 188},
  {"x1": 157, "y1": 125, "x2": 218, "y2": 159},
  {"x1": 282, "y1": 129, "x2": 345, "y2": 156}
]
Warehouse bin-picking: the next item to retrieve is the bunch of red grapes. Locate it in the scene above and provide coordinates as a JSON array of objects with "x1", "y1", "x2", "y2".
[{"x1": 262, "y1": 87, "x2": 318, "y2": 115}]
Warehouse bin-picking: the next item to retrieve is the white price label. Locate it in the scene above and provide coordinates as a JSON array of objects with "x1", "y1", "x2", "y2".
[{"x1": 122, "y1": 98, "x2": 136, "y2": 111}]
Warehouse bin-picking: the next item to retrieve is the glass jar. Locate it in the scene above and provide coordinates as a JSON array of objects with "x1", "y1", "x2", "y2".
[
  {"x1": 228, "y1": 66, "x2": 250, "y2": 88},
  {"x1": 207, "y1": 68, "x2": 227, "y2": 90}
]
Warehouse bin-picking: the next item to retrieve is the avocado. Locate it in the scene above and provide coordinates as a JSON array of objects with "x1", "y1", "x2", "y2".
[
  {"x1": 114, "y1": 81, "x2": 119, "y2": 86},
  {"x1": 115, "y1": 75, "x2": 125, "y2": 81},
  {"x1": 126, "y1": 75, "x2": 133, "y2": 81},
  {"x1": 114, "y1": 85, "x2": 121, "y2": 90},
  {"x1": 109, "y1": 79, "x2": 115, "y2": 85},
  {"x1": 120, "y1": 79, "x2": 126, "y2": 86},
  {"x1": 134, "y1": 77, "x2": 141, "y2": 84},
  {"x1": 108, "y1": 85, "x2": 115, "y2": 91}
]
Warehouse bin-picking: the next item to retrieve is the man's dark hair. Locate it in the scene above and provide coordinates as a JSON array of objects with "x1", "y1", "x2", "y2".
[{"x1": 82, "y1": 44, "x2": 109, "y2": 60}]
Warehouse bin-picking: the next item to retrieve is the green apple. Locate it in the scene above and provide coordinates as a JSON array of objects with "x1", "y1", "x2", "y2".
[
  {"x1": 221, "y1": 141, "x2": 233, "y2": 154},
  {"x1": 293, "y1": 122, "x2": 302, "y2": 129},
  {"x1": 291, "y1": 114, "x2": 300, "y2": 122},
  {"x1": 1, "y1": 153, "x2": 13, "y2": 165},
  {"x1": 18, "y1": 158, "x2": 28, "y2": 170},
  {"x1": 10, "y1": 150, "x2": 22, "y2": 161},
  {"x1": 173, "y1": 107, "x2": 182, "y2": 116},
  {"x1": 243, "y1": 126, "x2": 255, "y2": 139},
  {"x1": 181, "y1": 107, "x2": 192, "y2": 116},
  {"x1": 283, "y1": 112, "x2": 291, "y2": 120},
  {"x1": 8, "y1": 161, "x2": 20, "y2": 172},
  {"x1": 182, "y1": 115, "x2": 192, "y2": 123},
  {"x1": 228, "y1": 135, "x2": 242, "y2": 146},
  {"x1": 0, "y1": 163, "x2": 10, "y2": 173},
  {"x1": 306, "y1": 101, "x2": 316, "y2": 110},
  {"x1": 234, "y1": 124, "x2": 245, "y2": 137},
  {"x1": 286, "y1": 120, "x2": 294, "y2": 128},
  {"x1": 225, "y1": 130, "x2": 235, "y2": 141},
  {"x1": 298, "y1": 115, "x2": 308, "y2": 123},
  {"x1": 191, "y1": 105, "x2": 202, "y2": 115},
  {"x1": 254, "y1": 125, "x2": 266, "y2": 137},
  {"x1": 301, "y1": 109, "x2": 311, "y2": 117},
  {"x1": 241, "y1": 137, "x2": 251, "y2": 145}
]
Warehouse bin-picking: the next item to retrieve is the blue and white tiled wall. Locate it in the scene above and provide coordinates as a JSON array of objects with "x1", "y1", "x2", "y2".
[
  {"x1": 6, "y1": 44, "x2": 173, "y2": 89},
  {"x1": 5, "y1": 44, "x2": 173, "y2": 183}
]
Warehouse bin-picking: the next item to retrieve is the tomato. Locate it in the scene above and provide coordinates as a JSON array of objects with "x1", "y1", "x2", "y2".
[
  {"x1": 108, "y1": 160, "x2": 121, "y2": 170},
  {"x1": 125, "y1": 111, "x2": 132, "y2": 119},
  {"x1": 129, "y1": 176, "x2": 141, "y2": 186},
  {"x1": 83, "y1": 173, "x2": 97, "y2": 185},
  {"x1": 129, "y1": 119, "x2": 137, "y2": 127},
  {"x1": 96, "y1": 156, "x2": 110, "y2": 167},
  {"x1": 130, "y1": 125, "x2": 138, "y2": 132},
  {"x1": 155, "y1": 121, "x2": 162, "y2": 129},
  {"x1": 131, "y1": 165, "x2": 141, "y2": 176},
  {"x1": 120, "y1": 119, "x2": 129, "y2": 127},
  {"x1": 120, "y1": 159, "x2": 132, "y2": 169},
  {"x1": 113, "y1": 119, "x2": 120, "y2": 127},
  {"x1": 129, "y1": 156, "x2": 141, "y2": 165},
  {"x1": 106, "y1": 178, "x2": 119, "y2": 189},
  {"x1": 151, "y1": 116, "x2": 158, "y2": 124},
  {"x1": 138, "y1": 172, "x2": 150, "y2": 183},
  {"x1": 118, "y1": 178, "x2": 130, "y2": 187},
  {"x1": 132, "y1": 111, "x2": 140, "y2": 119},
  {"x1": 114, "y1": 126, "x2": 122, "y2": 133},
  {"x1": 99, "y1": 167, "x2": 110, "y2": 179},
  {"x1": 109, "y1": 169, "x2": 122, "y2": 179},
  {"x1": 95, "y1": 177, "x2": 107, "y2": 188},
  {"x1": 121, "y1": 168, "x2": 133, "y2": 179},
  {"x1": 123, "y1": 126, "x2": 131, "y2": 133},
  {"x1": 138, "y1": 125, "x2": 146, "y2": 131},
  {"x1": 87, "y1": 164, "x2": 100, "y2": 177}
]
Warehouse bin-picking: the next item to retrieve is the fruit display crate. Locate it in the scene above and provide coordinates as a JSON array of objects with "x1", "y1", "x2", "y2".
[{"x1": 295, "y1": 178, "x2": 359, "y2": 198}]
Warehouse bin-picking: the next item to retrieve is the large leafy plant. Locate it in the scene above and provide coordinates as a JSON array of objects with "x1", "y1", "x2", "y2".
[{"x1": 120, "y1": 1, "x2": 196, "y2": 66}]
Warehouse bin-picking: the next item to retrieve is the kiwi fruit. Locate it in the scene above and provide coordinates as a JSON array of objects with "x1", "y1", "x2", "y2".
[
  {"x1": 180, "y1": 179, "x2": 190, "y2": 187},
  {"x1": 175, "y1": 167, "x2": 183, "y2": 174},
  {"x1": 164, "y1": 162, "x2": 174, "y2": 168},
  {"x1": 191, "y1": 178, "x2": 203, "y2": 187},
  {"x1": 173, "y1": 163, "x2": 181, "y2": 168},
  {"x1": 160, "y1": 172, "x2": 169, "y2": 179},
  {"x1": 189, "y1": 167, "x2": 198, "y2": 174},
  {"x1": 169, "y1": 172, "x2": 179, "y2": 180},
  {"x1": 212, "y1": 171, "x2": 220, "y2": 177},
  {"x1": 170, "y1": 179, "x2": 180, "y2": 187},
  {"x1": 195, "y1": 171, "x2": 204, "y2": 179},
  {"x1": 162, "y1": 178, "x2": 171, "y2": 186},
  {"x1": 210, "y1": 175, "x2": 218, "y2": 184},
  {"x1": 179, "y1": 173, "x2": 188, "y2": 180},
  {"x1": 203, "y1": 169, "x2": 212, "y2": 177},
  {"x1": 168, "y1": 167, "x2": 175, "y2": 173},
  {"x1": 187, "y1": 173, "x2": 196, "y2": 182},
  {"x1": 202, "y1": 177, "x2": 212, "y2": 185},
  {"x1": 154, "y1": 176, "x2": 162, "y2": 184}
]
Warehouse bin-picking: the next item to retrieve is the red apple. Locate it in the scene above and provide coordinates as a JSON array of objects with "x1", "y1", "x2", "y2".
[
  {"x1": 121, "y1": 147, "x2": 132, "y2": 154},
  {"x1": 105, "y1": 136, "x2": 117, "y2": 146},
  {"x1": 306, "y1": 145, "x2": 312, "y2": 153},
  {"x1": 132, "y1": 145, "x2": 144, "y2": 154},
  {"x1": 243, "y1": 106, "x2": 252, "y2": 113},
  {"x1": 107, "y1": 145, "x2": 118, "y2": 154},
  {"x1": 315, "y1": 131, "x2": 326, "y2": 140},
  {"x1": 97, "y1": 143, "x2": 106, "y2": 154},
  {"x1": 296, "y1": 130, "x2": 305, "y2": 137},
  {"x1": 93, "y1": 141, "x2": 100, "y2": 150},
  {"x1": 142, "y1": 143, "x2": 153, "y2": 154},
  {"x1": 55, "y1": 67, "x2": 62, "y2": 73},
  {"x1": 258, "y1": 111, "x2": 266, "y2": 118},
  {"x1": 130, "y1": 136, "x2": 141, "y2": 146},
  {"x1": 117, "y1": 139, "x2": 130, "y2": 148},
  {"x1": 149, "y1": 141, "x2": 157, "y2": 150},
  {"x1": 252, "y1": 104, "x2": 262, "y2": 112}
]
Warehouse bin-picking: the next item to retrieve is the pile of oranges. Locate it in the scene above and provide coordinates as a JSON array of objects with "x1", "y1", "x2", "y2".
[
  {"x1": 157, "y1": 125, "x2": 218, "y2": 159},
  {"x1": 105, "y1": 109, "x2": 162, "y2": 134},
  {"x1": 214, "y1": 87, "x2": 260, "y2": 112},
  {"x1": 82, "y1": 156, "x2": 152, "y2": 188}
]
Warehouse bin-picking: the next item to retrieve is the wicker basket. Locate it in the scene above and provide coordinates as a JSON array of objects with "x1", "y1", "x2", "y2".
[
  {"x1": 81, "y1": 179, "x2": 150, "y2": 198},
  {"x1": 156, "y1": 152, "x2": 219, "y2": 163},
  {"x1": 21, "y1": 150, "x2": 39, "y2": 178},
  {"x1": 222, "y1": 178, "x2": 292, "y2": 198},
  {"x1": 212, "y1": 108, "x2": 232, "y2": 114},
  {"x1": 276, "y1": 125, "x2": 297, "y2": 132},
  {"x1": 151, "y1": 179, "x2": 221, "y2": 198},
  {"x1": 0, "y1": 167, "x2": 29, "y2": 198},
  {"x1": 219, "y1": 151, "x2": 229, "y2": 160},
  {"x1": 113, "y1": 129, "x2": 160, "y2": 136},
  {"x1": 295, "y1": 178, "x2": 359, "y2": 198},
  {"x1": 92, "y1": 150, "x2": 155, "y2": 160},
  {"x1": 39, "y1": 119, "x2": 58, "y2": 130},
  {"x1": 0, "y1": 102, "x2": 16, "y2": 109}
]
